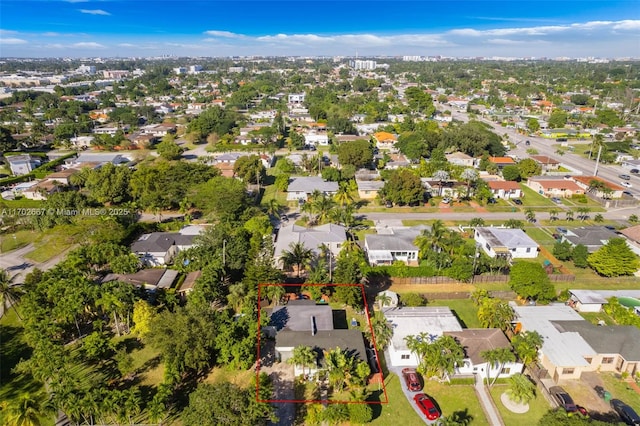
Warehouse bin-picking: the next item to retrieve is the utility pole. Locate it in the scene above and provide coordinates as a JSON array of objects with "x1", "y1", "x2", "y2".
[
  {"x1": 222, "y1": 239, "x2": 226, "y2": 266},
  {"x1": 593, "y1": 145, "x2": 603, "y2": 177}
]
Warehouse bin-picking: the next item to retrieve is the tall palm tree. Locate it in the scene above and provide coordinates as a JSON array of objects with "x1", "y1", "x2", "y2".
[
  {"x1": 280, "y1": 242, "x2": 313, "y2": 277},
  {"x1": 549, "y1": 208, "x2": 559, "y2": 222},
  {"x1": 505, "y1": 373, "x2": 536, "y2": 404},
  {"x1": 461, "y1": 168, "x2": 478, "y2": 198},
  {"x1": 288, "y1": 345, "x2": 317, "y2": 377},
  {"x1": 433, "y1": 170, "x2": 450, "y2": 197},
  {"x1": 524, "y1": 208, "x2": 536, "y2": 223},
  {"x1": 375, "y1": 293, "x2": 392, "y2": 310},
  {"x1": 4, "y1": 392, "x2": 50, "y2": 426},
  {"x1": 565, "y1": 209, "x2": 575, "y2": 221},
  {"x1": 266, "y1": 199, "x2": 282, "y2": 220},
  {"x1": 481, "y1": 347, "x2": 516, "y2": 386},
  {"x1": 334, "y1": 183, "x2": 354, "y2": 207},
  {"x1": 0, "y1": 268, "x2": 22, "y2": 320}
]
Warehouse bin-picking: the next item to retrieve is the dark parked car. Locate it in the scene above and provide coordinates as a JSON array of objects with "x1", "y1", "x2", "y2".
[
  {"x1": 513, "y1": 199, "x2": 523, "y2": 205},
  {"x1": 620, "y1": 174, "x2": 631, "y2": 181},
  {"x1": 550, "y1": 386, "x2": 577, "y2": 413},
  {"x1": 611, "y1": 399, "x2": 640, "y2": 426},
  {"x1": 401, "y1": 368, "x2": 422, "y2": 392},
  {"x1": 385, "y1": 200, "x2": 393, "y2": 208},
  {"x1": 525, "y1": 140, "x2": 531, "y2": 146},
  {"x1": 631, "y1": 169, "x2": 640, "y2": 174},
  {"x1": 414, "y1": 394, "x2": 441, "y2": 421},
  {"x1": 551, "y1": 197, "x2": 562, "y2": 204}
]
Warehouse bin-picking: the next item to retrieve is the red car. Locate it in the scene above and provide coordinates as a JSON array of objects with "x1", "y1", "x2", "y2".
[
  {"x1": 414, "y1": 393, "x2": 441, "y2": 421},
  {"x1": 402, "y1": 368, "x2": 422, "y2": 392}
]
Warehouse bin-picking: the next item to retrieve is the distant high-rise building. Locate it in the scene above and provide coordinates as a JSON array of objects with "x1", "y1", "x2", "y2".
[
  {"x1": 228, "y1": 66, "x2": 245, "y2": 73},
  {"x1": 189, "y1": 65, "x2": 203, "y2": 74},
  {"x1": 350, "y1": 59, "x2": 377, "y2": 70},
  {"x1": 76, "y1": 64, "x2": 96, "y2": 74},
  {"x1": 173, "y1": 67, "x2": 187, "y2": 75}
]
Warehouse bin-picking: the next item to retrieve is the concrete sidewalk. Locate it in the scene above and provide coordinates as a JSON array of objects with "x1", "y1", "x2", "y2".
[{"x1": 474, "y1": 374, "x2": 505, "y2": 426}]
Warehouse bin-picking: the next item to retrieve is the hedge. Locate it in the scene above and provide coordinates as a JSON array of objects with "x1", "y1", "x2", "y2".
[{"x1": 0, "y1": 152, "x2": 77, "y2": 186}]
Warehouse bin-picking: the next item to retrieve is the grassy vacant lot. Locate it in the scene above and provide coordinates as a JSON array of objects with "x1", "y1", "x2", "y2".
[
  {"x1": 519, "y1": 184, "x2": 555, "y2": 207},
  {"x1": 489, "y1": 385, "x2": 550, "y2": 425},
  {"x1": 24, "y1": 224, "x2": 83, "y2": 263},
  {"x1": 427, "y1": 299, "x2": 481, "y2": 329},
  {"x1": 369, "y1": 373, "x2": 425, "y2": 425}
]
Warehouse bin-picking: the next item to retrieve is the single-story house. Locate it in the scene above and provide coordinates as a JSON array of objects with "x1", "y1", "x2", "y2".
[
  {"x1": 488, "y1": 156, "x2": 516, "y2": 170},
  {"x1": 140, "y1": 123, "x2": 177, "y2": 137},
  {"x1": 356, "y1": 180, "x2": 385, "y2": 200},
  {"x1": 530, "y1": 155, "x2": 560, "y2": 172},
  {"x1": 572, "y1": 176, "x2": 625, "y2": 199},
  {"x1": 177, "y1": 270, "x2": 202, "y2": 299},
  {"x1": 567, "y1": 289, "x2": 640, "y2": 313},
  {"x1": 286, "y1": 176, "x2": 339, "y2": 201},
  {"x1": 364, "y1": 226, "x2": 427, "y2": 266},
  {"x1": 6, "y1": 154, "x2": 40, "y2": 176},
  {"x1": 619, "y1": 224, "x2": 640, "y2": 256},
  {"x1": 474, "y1": 227, "x2": 538, "y2": 259},
  {"x1": 445, "y1": 329, "x2": 524, "y2": 379},
  {"x1": 446, "y1": 152, "x2": 476, "y2": 168},
  {"x1": 512, "y1": 303, "x2": 640, "y2": 382},
  {"x1": 22, "y1": 180, "x2": 60, "y2": 200},
  {"x1": 384, "y1": 307, "x2": 463, "y2": 367},
  {"x1": 561, "y1": 226, "x2": 618, "y2": 252},
  {"x1": 44, "y1": 168, "x2": 80, "y2": 185},
  {"x1": 422, "y1": 179, "x2": 467, "y2": 199},
  {"x1": 271, "y1": 300, "x2": 368, "y2": 376},
  {"x1": 304, "y1": 132, "x2": 330, "y2": 146},
  {"x1": 131, "y1": 225, "x2": 204, "y2": 266},
  {"x1": 487, "y1": 181, "x2": 522, "y2": 199},
  {"x1": 274, "y1": 224, "x2": 346, "y2": 268},
  {"x1": 102, "y1": 268, "x2": 179, "y2": 291},
  {"x1": 526, "y1": 177, "x2": 584, "y2": 198},
  {"x1": 64, "y1": 153, "x2": 130, "y2": 169}
]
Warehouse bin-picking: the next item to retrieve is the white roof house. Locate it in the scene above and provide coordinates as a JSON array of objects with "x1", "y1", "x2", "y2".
[
  {"x1": 286, "y1": 176, "x2": 339, "y2": 201},
  {"x1": 474, "y1": 227, "x2": 538, "y2": 259},
  {"x1": 274, "y1": 224, "x2": 346, "y2": 268},
  {"x1": 383, "y1": 307, "x2": 463, "y2": 367},
  {"x1": 512, "y1": 303, "x2": 640, "y2": 381},
  {"x1": 568, "y1": 289, "x2": 640, "y2": 313},
  {"x1": 364, "y1": 226, "x2": 427, "y2": 266}
]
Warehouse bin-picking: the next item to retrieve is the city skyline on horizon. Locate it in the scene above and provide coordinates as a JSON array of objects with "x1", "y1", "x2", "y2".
[{"x1": 1, "y1": 1, "x2": 639, "y2": 59}]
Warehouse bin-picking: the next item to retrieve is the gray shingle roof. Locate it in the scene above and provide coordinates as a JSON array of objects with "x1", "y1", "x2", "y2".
[
  {"x1": 274, "y1": 224, "x2": 346, "y2": 260},
  {"x1": 275, "y1": 329, "x2": 367, "y2": 363},
  {"x1": 564, "y1": 226, "x2": 617, "y2": 250},
  {"x1": 287, "y1": 176, "x2": 339, "y2": 194},
  {"x1": 131, "y1": 232, "x2": 177, "y2": 253},
  {"x1": 270, "y1": 301, "x2": 334, "y2": 332},
  {"x1": 552, "y1": 321, "x2": 640, "y2": 362}
]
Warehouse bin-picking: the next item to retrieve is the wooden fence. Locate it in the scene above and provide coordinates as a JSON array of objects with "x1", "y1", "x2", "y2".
[{"x1": 388, "y1": 273, "x2": 574, "y2": 286}]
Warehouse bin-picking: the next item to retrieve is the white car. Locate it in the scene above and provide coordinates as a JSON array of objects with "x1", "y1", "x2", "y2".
[{"x1": 621, "y1": 181, "x2": 633, "y2": 188}]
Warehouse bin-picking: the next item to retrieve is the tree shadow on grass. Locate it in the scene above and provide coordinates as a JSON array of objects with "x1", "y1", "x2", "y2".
[{"x1": 366, "y1": 389, "x2": 385, "y2": 420}]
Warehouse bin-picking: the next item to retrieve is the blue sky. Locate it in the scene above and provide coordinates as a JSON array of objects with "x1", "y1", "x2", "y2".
[{"x1": 1, "y1": 1, "x2": 638, "y2": 58}]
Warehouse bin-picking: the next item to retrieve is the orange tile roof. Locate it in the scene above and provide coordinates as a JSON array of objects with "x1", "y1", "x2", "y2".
[
  {"x1": 572, "y1": 175, "x2": 624, "y2": 191},
  {"x1": 374, "y1": 132, "x2": 397, "y2": 142},
  {"x1": 489, "y1": 156, "x2": 515, "y2": 164},
  {"x1": 488, "y1": 181, "x2": 521, "y2": 190}
]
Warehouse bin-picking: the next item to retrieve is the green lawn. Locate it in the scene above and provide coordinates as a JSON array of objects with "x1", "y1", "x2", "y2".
[
  {"x1": 600, "y1": 372, "x2": 640, "y2": 411},
  {"x1": 519, "y1": 184, "x2": 556, "y2": 207},
  {"x1": 369, "y1": 373, "x2": 425, "y2": 425},
  {"x1": 523, "y1": 226, "x2": 557, "y2": 247},
  {"x1": 259, "y1": 184, "x2": 287, "y2": 207},
  {"x1": 489, "y1": 385, "x2": 550, "y2": 425},
  {"x1": 0, "y1": 229, "x2": 39, "y2": 252},
  {"x1": 24, "y1": 224, "x2": 83, "y2": 263},
  {"x1": 427, "y1": 381, "x2": 489, "y2": 425},
  {"x1": 428, "y1": 299, "x2": 481, "y2": 329}
]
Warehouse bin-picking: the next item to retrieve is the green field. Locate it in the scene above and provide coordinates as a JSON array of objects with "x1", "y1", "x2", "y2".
[{"x1": 428, "y1": 299, "x2": 481, "y2": 329}]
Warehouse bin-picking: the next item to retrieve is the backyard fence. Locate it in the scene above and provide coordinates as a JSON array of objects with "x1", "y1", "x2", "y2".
[{"x1": 388, "y1": 272, "x2": 574, "y2": 286}]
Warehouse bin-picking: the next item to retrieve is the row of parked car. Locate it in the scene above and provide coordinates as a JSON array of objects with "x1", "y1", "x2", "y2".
[
  {"x1": 551, "y1": 385, "x2": 640, "y2": 425},
  {"x1": 402, "y1": 368, "x2": 441, "y2": 422}
]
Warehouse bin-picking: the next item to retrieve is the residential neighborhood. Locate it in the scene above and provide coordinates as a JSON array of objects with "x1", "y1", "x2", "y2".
[{"x1": 1, "y1": 51, "x2": 640, "y2": 426}]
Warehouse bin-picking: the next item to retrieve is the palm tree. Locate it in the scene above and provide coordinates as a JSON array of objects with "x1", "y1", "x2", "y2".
[
  {"x1": 565, "y1": 209, "x2": 574, "y2": 221},
  {"x1": 288, "y1": 345, "x2": 317, "y2": 377},
  {"x1": 227, "y1": 283, "x2": 247, "y2": 313},
  {"x1": 375, "y1": 292, "x2": 392, "y2": 310},
  {"x1": 4, "y1": 392, "x2": 50, "y2": 426},
  {"x1": 433, "y1": 170, "x2": 450, "y2": 197},
  {"x1": 264, "y1": 284, "x2": 286, "y2": 306},
  {"x1": 512, "y1": 331, "x2": 543, "y2": 366},
  {"x1": 505, "y1": 373, "x2": 536, "y2": 404},
  {"x1": 280, "y1": 242, "x2": 313, "y2": 277},
  {"x1": 524, "y1": 208, "x2": 536, "y2": 223},
  {"x1": 461, "y1": 168, "x2": 478, "y2": 198},
  {"x1": 577, "y1": 206, "x2": 590, "y2": 221},
  {"x1": 364, "y1": 311, "x2": 393, "y2": 350},
  {"x1": 334, "y1": 183, "x2": 354, "y2": 207},
  {"x1": 481, "y1": 347, "x2": 516, "y2": 386},
  {"x1": 594, "y1": 213, "x2": 604, "y2": 223},
  {"x1": 266, "y1": 199, "x2": 282, "y2": 220},
  {"x1": 0, "y1": 268, "x2": 22, "y2": 320}
]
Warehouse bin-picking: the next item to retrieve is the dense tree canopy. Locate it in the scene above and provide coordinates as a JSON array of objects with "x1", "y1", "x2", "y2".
[
  {"x1": 379, "y1": 169, "x2": 423, "y2": 205},
  {"x1": 508, "y1": 262, "x2": 555, "y2": 302},
  {"x1": 337, "y1": 139, "x2": 373, "y2": 169},
  {"x1": 588, "y1": 238, "x2": 640, "y2": 277}
]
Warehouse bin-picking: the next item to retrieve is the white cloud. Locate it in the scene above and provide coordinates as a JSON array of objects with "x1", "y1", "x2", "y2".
[
  {"x1": 79, "y1": 9, "x2": 111, "y2": 16},
  {"x1": 44, "y1": 43, "x2": 65, "y2": 49},
  {"x1": 0, "y1": 29, "x2": 18, "y2": 35},
  {"x1": 1, "y1": 38, "x2": 28, "y2": 45},
  {"x1": 613, "y1": 20, "x2": 640, "y2": 31},
  {"x1": 117, "y1": 43, "x2": 135, "y2": 47},
  {"x1": 72, "y1": 42, "x2": 105, "y2": 48},
  {"x1": 204, "y1": 30, "x2": 244, "y2": 39},
  {"x1": 42, "y1": 32, "x2": 60, "y2": 37}
]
